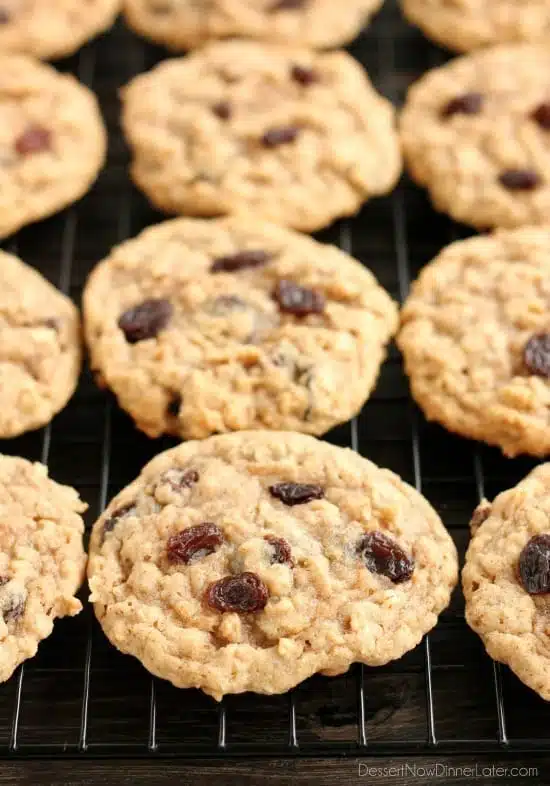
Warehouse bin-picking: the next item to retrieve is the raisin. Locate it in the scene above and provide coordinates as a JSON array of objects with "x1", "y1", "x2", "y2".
[
  {"x1": 270, "y1": 0, "x2": 305, "y2": 9},
  {"x1": 103, "y1": 502, "x2": 135, "y2": 538},
  {"x1": 441, "y1": 92, "x2": 483, "y2": 118},
  {"x1": 0, "y1": 576, "x2": 8, "y2": 587},
  {"x1": 265, "y1": 535, "x2": 293, "y2": 565},
  {"x1": 212, "y1": 101, "x2": 232, "y2": 120},
  {"x1": 518, "y1": 534, "x2": 550, "y2": 594},
  {"x1": 206, "y1": 572, "x2": 268, "y2": 613},
  {"x1": 159, "y1": 467, "x2": 199, "y2": 491},
  {"x1": 118, "y1": 298, "x2": 172, "y2": 343},
  {"x1": 532, "y1": 102, "x2": 550, "y2": 130},
  {"x1": 524, "y1": 333, "x2": 550, "y2": 377},
  {"x1": 2, "y1": 593, "x2": 26, "y2": 622},
  {"x1": 357, "y1": 531, "x2": 414, "y2": 584},
  {"x1": 167, "y1": 393, "x2": 182, "y2": 417},
  {"x1": 0, "y1": 9, "x2": 9, "y2": 23},
  {"x1": 499, "y1": 169, "x2": 541, "y2": 190},
  {"x1": 269, "y1": 481, "x2": 324, "y2": 506},
  {"x1": 211, "y1": 249, "x2": 271, "y2": 273},
  {"x1": 273, "y1": 280, "x2": 325, "y2": 316},
  {"x1": 167, "y1": 523, "x2": 223, "y2": 564},
  {"x1": 262, "y1": 126, "x2": 300, "y2": 147},
  {"x1": 291, "y1": 65, "x2": 318, "y2": 86},
  {"x1": 15, "y1": 125, "x2": 51, "y2": 156}
]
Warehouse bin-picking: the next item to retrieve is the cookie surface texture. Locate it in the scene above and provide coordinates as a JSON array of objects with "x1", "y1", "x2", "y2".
[
  {"x1": 0, "y1": 455, "x2": 87, "y2": 683},
  {"x1": 0, "y1": 55, "x2": 107, "y2": 239},
  {"x1": 401, "y1": 44, "x2": 550, "y2": 230},
  {"x1": 402, "y1": 0, "x2": 550, "y2": 53},
  {"x1": 0, "y1": 250, "x2": 81, "y2": 437},
  {"x1": 398, "y1": 227, "x2": 550, "y2": 457},
  {"x1": 83, "y1": 216, "x2": 398, "y2": 439},
  {"x1": 464, "y1": 464, "x2": 550, "y2": 700},
  {"x1": 121, "y1": 41, "x2": 401, "y2": 232},
  {"x1": 124, "y1": 0, "x2": 382, "y2": 50},
  {"x1": 88, "y1": 431, "x2": 458, "y2": 700},
  {"x1": 0, "y1": 0, "x2": 120, "y2": 59}
]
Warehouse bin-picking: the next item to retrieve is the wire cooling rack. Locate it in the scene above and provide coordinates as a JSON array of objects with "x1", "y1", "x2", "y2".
[{"x1": 1, "y1": 0, "x2": 550, "y2": 762}]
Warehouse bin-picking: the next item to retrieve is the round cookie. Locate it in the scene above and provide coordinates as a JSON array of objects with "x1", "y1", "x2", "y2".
[
  {"x1": 0, "y1": 250, "x2": 81, "y2": 438},
  {"x1": 124, "y1": 0, "x2": 382, "y2": 51},
  {"x1": 0, "y1": 55, "x2": 107, "y2": 239},
  {"x1": 0, "y1": 0, "x2": 120, "y2": 60},
  {"x1": 401, "y1": 0, "x2": 550, "y2": 54},
  {"x1": 83, "y1": 216, "x2": 398, "y2": 439},
  {"x1": 464, "y1": 464, "x2": 550, "y2": 701},
  {"x1": 401, "y1": 44, "x2": 550, "y2": 231},
  {"x1": 88, "y1": 431, "x2": 458, "y2": 700},
  {"x1": 0, "y1": 455, "x2": 87, "y2": 683},
  {"x1": 121, "y1": 41, "x2": 401, "y2": 232},
  {"x1": 398, "y1": 226, "x2": 550, "y2": 458}
]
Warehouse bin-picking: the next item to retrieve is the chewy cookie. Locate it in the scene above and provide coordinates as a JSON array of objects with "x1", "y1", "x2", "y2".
[
  {"x1": 83, "y1": 216, "x2": 398, "y2": 439},
  {"x1": 121, "y1": 41, "x2": 401, "y2": 232},
  {"x1": 464, "y1": 464, "x2": 550, "y2": 700},
  {"x1": 124, "y1": 0, "x2": 382, "y2": 51},
  {"x1": 88, "y1": 431, "x2": 458, "y2": 700},
  {"x1": 402, "y1": 0, "x2": 550, "y2": 53},
  {"x1": 398, "y1": 227, "x2": 550, "y2": 458},
  {"x1": 0, "y1": 0, "x2": 120, "y2": 60},
  {"x1": 0, "y1": 250, "x2": 81, "y2": 438},
  {"x1": 401, "y1": 44, "x2": 550, "y2": 231},
  {"x1": 0, "y1": 55, "x2": 106, "y2": 239},
  {"x1": 0, "y1": 455, "x2": 86, "y2": 683}
]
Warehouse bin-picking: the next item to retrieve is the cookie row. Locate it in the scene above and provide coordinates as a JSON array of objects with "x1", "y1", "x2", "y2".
[
  {"x1": 10, "y1": 432, "x2": 550, "y2": 704},
  {"x1": 0, "y1": 433, "x2": 458, "y2": 699},
  {"x1": 1, "y1": 0, "x2": 382, "y2": 61},
  {"x1": 9, "y1": 218, "x2": 550, "y2": 461},
  {"x1": 14, "y1": 39, "x2": 550, "y2": 243},
  {"x1": 14, "y1": 1, "x2": 550, "y2": 60}
]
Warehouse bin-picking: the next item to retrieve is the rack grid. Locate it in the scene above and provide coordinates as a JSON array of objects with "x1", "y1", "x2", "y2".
[{"x1": 1, "y1": 0, "x2": 549, "y2": 761}]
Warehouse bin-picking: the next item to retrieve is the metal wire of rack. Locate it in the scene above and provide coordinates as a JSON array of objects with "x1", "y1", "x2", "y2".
[{"x1": 1, "y1": 0, "x2": 550, "y2": 763}]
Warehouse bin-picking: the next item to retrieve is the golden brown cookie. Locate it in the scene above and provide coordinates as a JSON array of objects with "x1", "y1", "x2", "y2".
[
  {"x1": 88, "y1": 431, "x2": 458, "y2": 700},
  {"x1": 122, "y1": 41, "x2": 401, "y2": 232},
  {"x1": 83, "y1": 216, "x2": 398, "y2": 439}
]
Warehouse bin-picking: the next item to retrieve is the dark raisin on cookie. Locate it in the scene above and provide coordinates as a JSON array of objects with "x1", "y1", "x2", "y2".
[
  {"x1": 0, "y1": 576, "x2": 9, "y2": 587},
  {"x1": 0, "y1": 8, "x2": 10, "y2": 23},
  {"x1": 212, "y1": 101, "x2": 232, "y2": 120},
  {"x1": 291, "y1": 65, "x2": 318, "y2": 86},
  {"x1": 206, "y1": 572, "x2": 269, "y2": 613},
  {"x1": 273, "y1": 280, "x2": 325, "y2": 316},
  {"x1": 167, "y1": 393, "x2": 182, "y2": 417},
  {"x1": 159, "y1": 467, "x2": 199, "y2": 492},
  {"x1": 269, "y1": 481, "x2": 324, "y2": 506},
  {"x1": 15, "y1": 125, "x2": 51, "y2": 156},
  {"x1": 265, "y1": 535, "x2": 293, "y2": 565},
  {"x1": 210, "y1": 249, "x2": 271, "y2": 273},
  {"x1": 262, "y1": 126, "x2": 300, "y2": 147},
  {"x1": 524, "y1": 332, "x2": 550, "y2": 377},
  {"x1": 531, "y1": 102, "x2": 550, "y2": 130},
  {"x1": 518, "y1": 534, "x2": 550, "y2": 594},
  {"x1": 118, "y1": 298, "x2": 172, "y2": 343},
  {"x1": 441, "y1": 92, "x2": 483, "y2": 119},
  {"x1": 1, "y1": 593, "x2": 26, "y2": 623},
  {"x1": 103, "y1": 502, "x2": 135, "y2": 537},
  {"x1": 167, "y1": 523, "x2": 223, "y2": 564},
  {"x1": 357, "y1": 531, "x2": 414, "y2": 584},
  {"x1": 499, "y1": 169, "x2": 541, "y2": 190}
]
